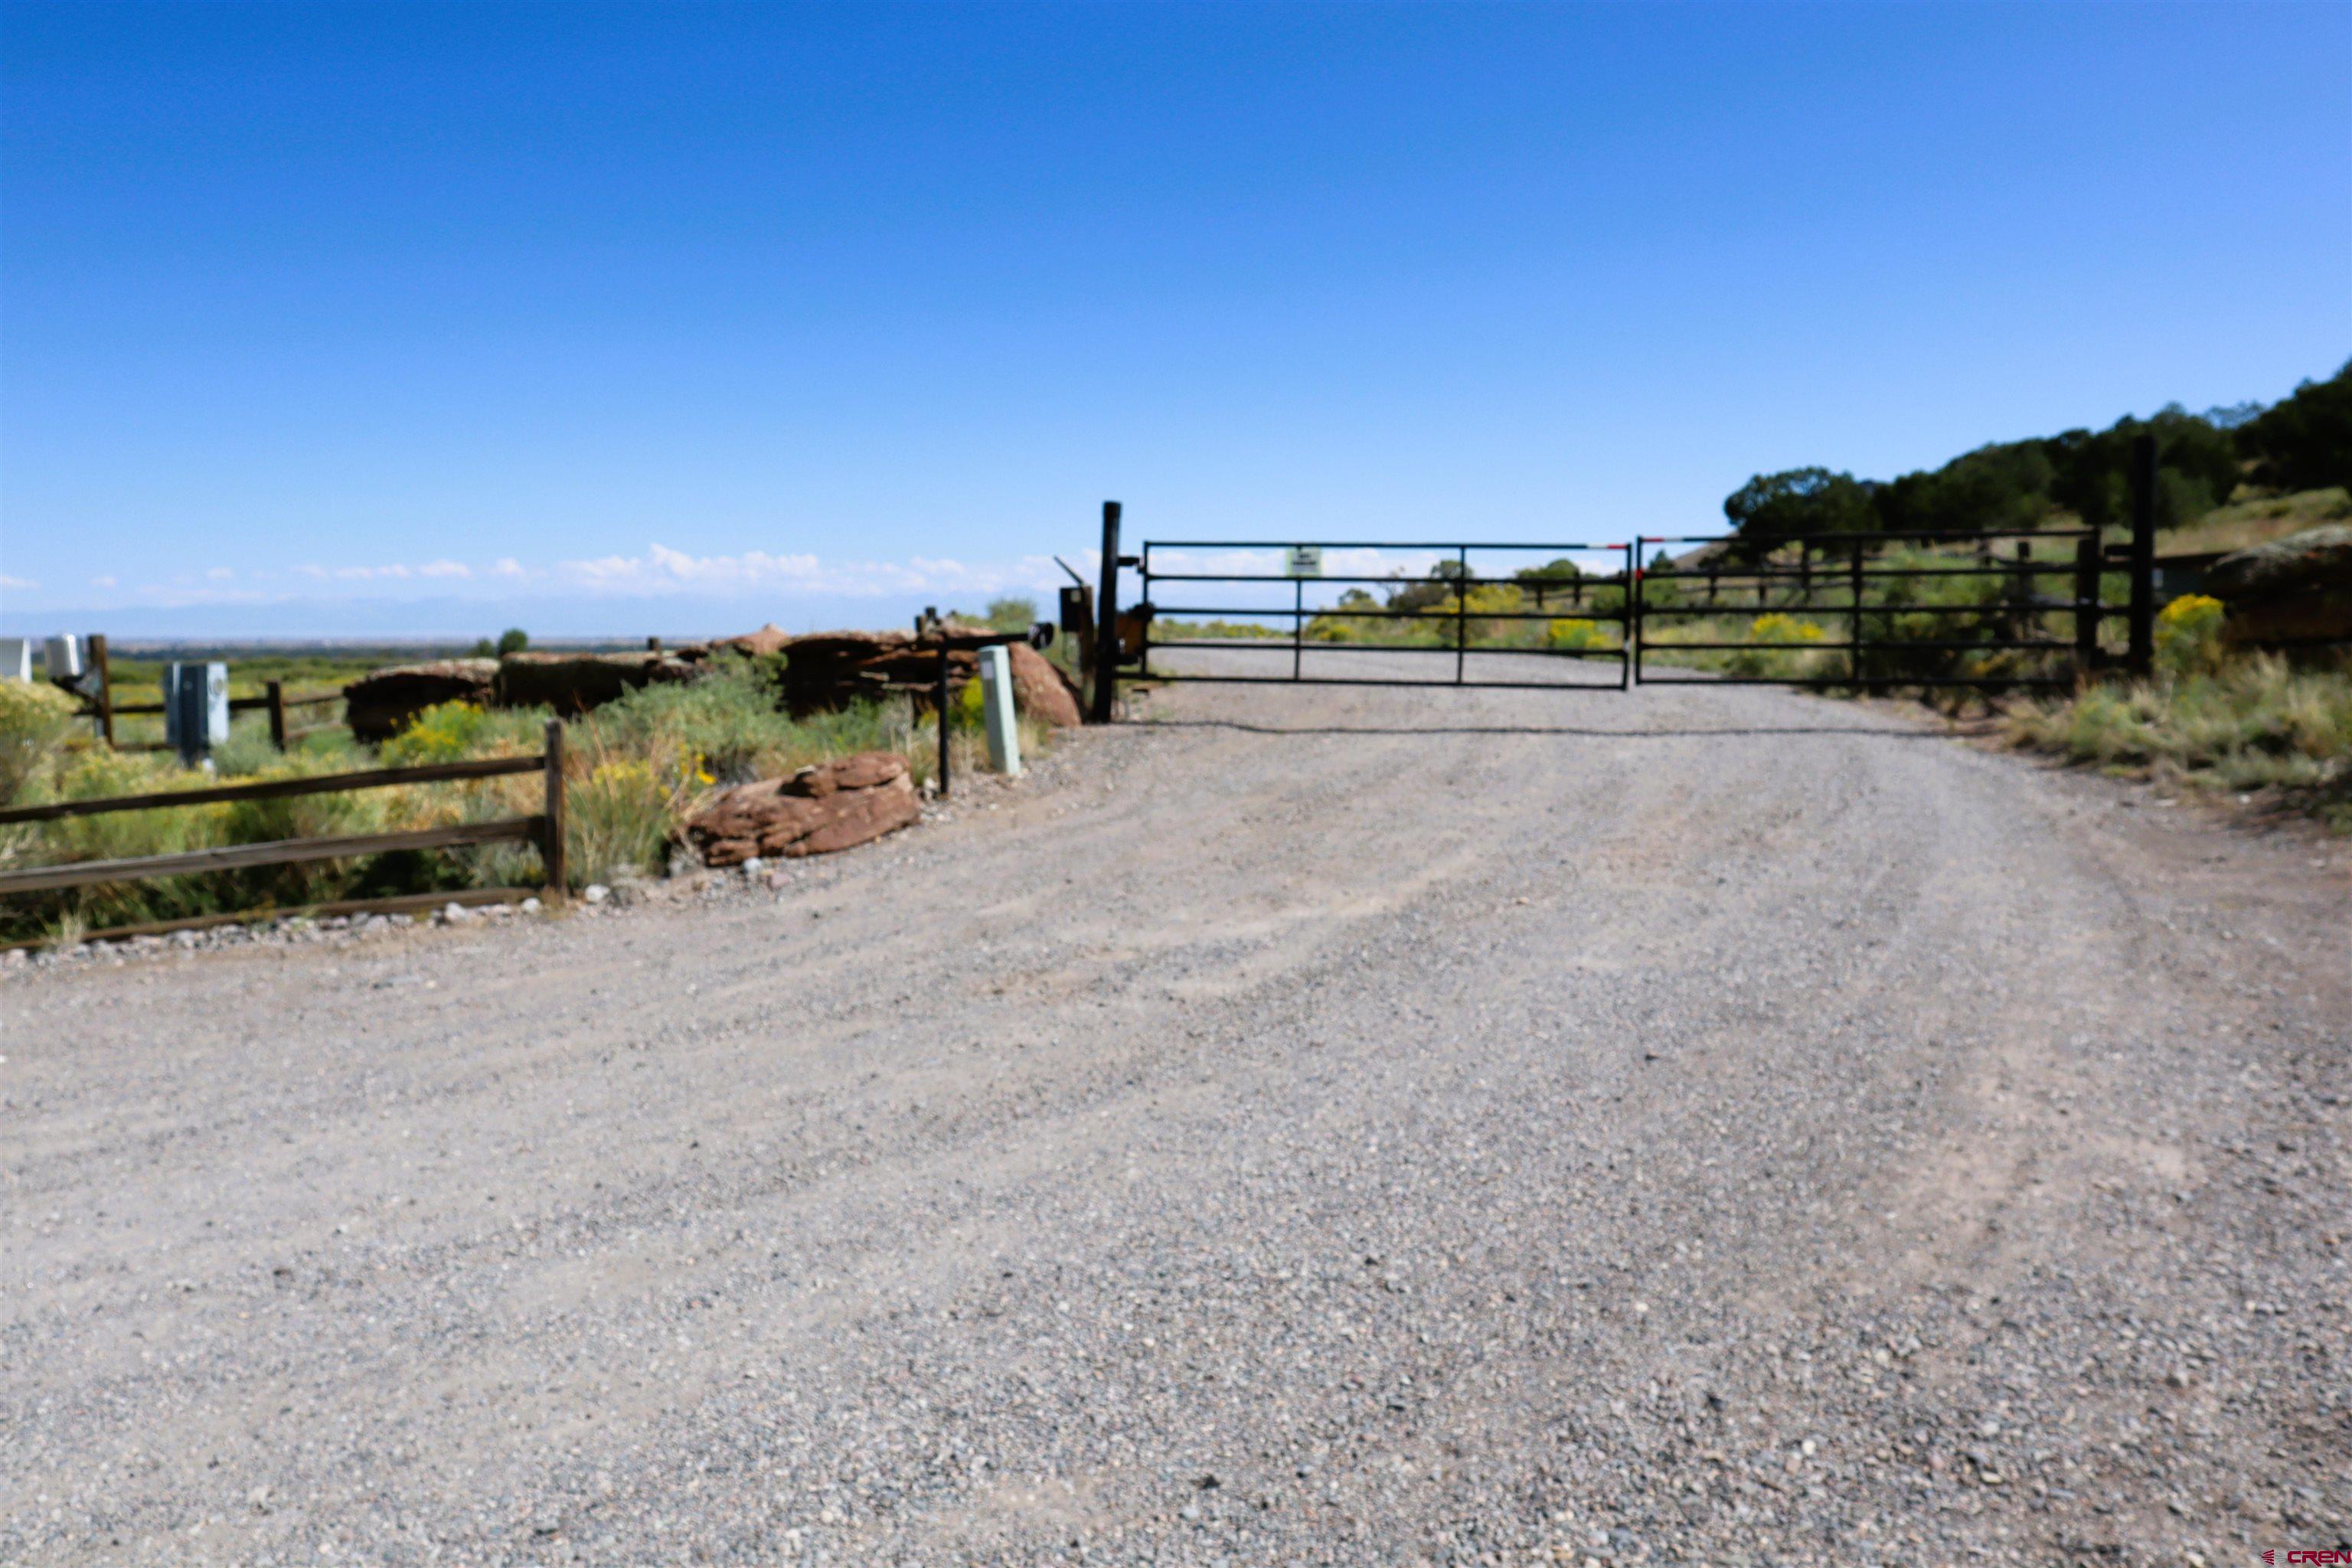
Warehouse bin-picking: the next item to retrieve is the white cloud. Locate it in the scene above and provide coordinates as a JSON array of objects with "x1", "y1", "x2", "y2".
[
  {"x1": 550, "y1": 544, "x2": 1063, "y2": 599},
  {"x1": 2, "y1": 573, "x2": 38, "y2": 590},
  {"x1": 51, "y1": 547, "x2": 1085, "y2": 609}
]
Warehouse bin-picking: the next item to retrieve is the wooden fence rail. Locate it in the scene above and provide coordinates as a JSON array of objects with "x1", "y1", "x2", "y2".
[
  {"x1": 0, "y1": 753, "x2": 543, "y2": 825},
  {"x1": 87, "y1": 681, "x2": 344, "y2": 752},
  {"x1": 0, "y1": 721, "x2": 567, "y2": 939}
]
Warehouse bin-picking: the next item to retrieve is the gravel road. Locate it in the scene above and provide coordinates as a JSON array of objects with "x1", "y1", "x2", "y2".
[{"x1": 5, "y1": 653, "x2": 2347, "y2": 1566}]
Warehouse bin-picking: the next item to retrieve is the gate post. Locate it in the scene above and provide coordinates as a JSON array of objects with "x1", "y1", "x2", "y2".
[
  {"x1": 1629, "y1": 540, "x2": 1645, "y2": 687},
  {"x1": 2127, "y1": 433, "x2": 2158, "y2": 678},
  {"x1": 1091, "y1": 501, "x2": 1122, "y2": 723},
  {"x1": 1620, "y1": 540, "x2": 1635, "y2": 690}
]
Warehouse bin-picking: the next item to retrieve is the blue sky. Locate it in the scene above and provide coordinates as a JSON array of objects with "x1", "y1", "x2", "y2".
[{"x1": 2, "y1": 1, "x2": 2347, "y2": 638}]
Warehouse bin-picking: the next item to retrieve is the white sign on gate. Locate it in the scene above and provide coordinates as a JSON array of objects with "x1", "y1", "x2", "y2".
[{"x1": 1285, "y1": 545, "x2": 1323, "y2": 579}]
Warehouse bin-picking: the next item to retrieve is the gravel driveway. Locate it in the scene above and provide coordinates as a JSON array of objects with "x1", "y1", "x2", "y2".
[{"x1": 5, "y1": 654, "x2": 2347, "y2": 1566}]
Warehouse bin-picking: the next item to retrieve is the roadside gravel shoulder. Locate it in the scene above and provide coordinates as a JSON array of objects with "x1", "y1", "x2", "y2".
[{"x1": 2, "y1": 661, "x2": 2344, "y2": 1566}]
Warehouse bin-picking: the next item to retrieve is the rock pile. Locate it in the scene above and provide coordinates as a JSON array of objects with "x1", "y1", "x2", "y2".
[
  {"x1": 766, "y1": 629, "x2": 1083, "y2": 725},
  {"x1": 684, "y1": 752, "x2": 921, "y2": 866},
  {"x1": 341, "y1": 626, "x2": 1086, "y2": 742},
  {"x1": 2210, "y1": 523, "x2": 2352, "y2": 651}
]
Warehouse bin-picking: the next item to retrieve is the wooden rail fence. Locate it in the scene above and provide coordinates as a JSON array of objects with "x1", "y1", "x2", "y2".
[{"x1": 0, "y1": 720, "x2": 567, "y2": 947}]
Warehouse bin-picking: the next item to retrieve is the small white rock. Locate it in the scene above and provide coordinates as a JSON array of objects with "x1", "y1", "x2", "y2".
[
  {"x1": 583, "y1": 884, "x2": 609, "y2": 905},
  {"x1": 520, "y1": 897, "x2": 541, "y2": 915},
  {"x1": 740, "y1": 857, "x2": 766, "y2": 877}
]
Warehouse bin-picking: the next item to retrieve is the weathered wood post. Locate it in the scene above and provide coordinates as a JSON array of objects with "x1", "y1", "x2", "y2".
[
  {"x1": 936, "y1": 635, "x2": 952, "y2": 796},
  {"x1": 540, "y1": 719, "x2": 567, "y2": 901},
  {"x1": 266, "y1": 680, "x2": 288, "y2": 750},
  {"x1": 2073, "y1": 536, "x2": 2100, "y2": 677},
  {"x1": 87, "y1": 632, "x2": 116, "y2": 747},
  {"x1": 2128, "y1": 433, "x2": 2158, "y2": 678},
  {"x1": 1849, "y1": 541, "x2": 1866, "y2": 684}
]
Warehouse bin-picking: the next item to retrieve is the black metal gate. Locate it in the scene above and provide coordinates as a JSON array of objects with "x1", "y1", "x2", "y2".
[
  {"x1": 1628, "y1": 523, "x2": 2119, "y2": 692},
  {"x1": 1133, "y1": 537, "x2": 1638, "y2": 692},
  {"x1": 1083, "y1": 437, "x2": 2163, "y2": 718}
]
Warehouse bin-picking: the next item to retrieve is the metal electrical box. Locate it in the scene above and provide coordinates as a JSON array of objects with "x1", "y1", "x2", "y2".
[
  {"x1": 165, "y1": 662, "x2": 230, "y2": 764},
  {"x1": 44, "y1": 635, "x2": 85, "y2": 682},
  {"x1": 0, "y1": 639, "x2": 30, "y2": 682}
]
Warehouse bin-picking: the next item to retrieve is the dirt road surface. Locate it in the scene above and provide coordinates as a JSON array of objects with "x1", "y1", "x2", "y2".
[{"x1": 5, "y1": 653, "x2": 2347, "y2": 1566}]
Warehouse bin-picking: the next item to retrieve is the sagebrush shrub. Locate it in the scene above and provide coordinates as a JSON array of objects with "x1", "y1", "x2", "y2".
[{"x1": 0, "y1": 680, "x2": 80, "y2": 805}]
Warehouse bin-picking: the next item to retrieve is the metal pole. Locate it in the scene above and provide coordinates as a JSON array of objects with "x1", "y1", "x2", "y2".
[
  {"x1": 1090, "y1": 501, "x2": 1122, "y2": 723},
  {"x1": 1454, "y1": 545, "x2": 1468, "y2": 685},
  {"x1": 2128, "y1": 433, "x2": 2158, "y2": 678},
  {"x1": 1292, "y1": 575, "x2": 1303, "y2": 681},
  {"x1": 1630, "y1": 541, "x2": 1645, "y2": 688},
  {"x1": 1619, "y1": 541, "x2": 1633, "y2": 691}
]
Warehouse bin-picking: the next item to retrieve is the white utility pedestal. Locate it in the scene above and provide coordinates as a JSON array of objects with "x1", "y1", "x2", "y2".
[{"x1": 977, "y1": 643, "x2": 1021, "y2": 776}]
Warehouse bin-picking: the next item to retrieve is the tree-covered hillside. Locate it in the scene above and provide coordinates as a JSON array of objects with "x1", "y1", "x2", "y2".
[{"x1": 1723, "y1": 360, "x2": 2351, "y2": 554}]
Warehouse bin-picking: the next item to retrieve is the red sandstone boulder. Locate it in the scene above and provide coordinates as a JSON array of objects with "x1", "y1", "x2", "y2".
[
  {"x1": 684, "y1": 751, "x2": 920, "y2": 866},
  {"x1": 1007, "y1": 641, "x2": 1083, "y2": 727}
]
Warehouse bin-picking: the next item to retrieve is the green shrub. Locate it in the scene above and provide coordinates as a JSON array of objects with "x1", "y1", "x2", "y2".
[
  {"x1": 567, "y1": 756, "x2": 676, "y2": 887},
  {"x1": 985, "y1": 596, "x2": 1037, "y2": 634},
  {"x1": 1546, "y1": 618, "x2": 1617, "y2": 652},
  {"x1": 383, "y1": 701, "x2": 493, "y2": 765},
  {"x1": 0, "y1": 681, "x2": 80, "y2": 805},
  {"x1": 2154, "y1": 593, "x2": 2226, "y2": 678},
  {"x1": 1726, "y1": 613, "x2": 1828, "y2": 678}
]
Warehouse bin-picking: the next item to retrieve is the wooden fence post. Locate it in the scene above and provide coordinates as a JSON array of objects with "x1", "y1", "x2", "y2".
[
  {"x1": 266, "y1": 680, "x2": 288, "y2": 750},
  {"x1": 1849, "y1": 541, "x2": 1866, "y2": 683},
  {"x1": 2127, "y1": 433, "x2": 2158, "y2": 678},
  {"x1": 541, "y1": 719, "x2": 567, "y2": 901},
  {"x1": 2073, "y1": 536, "x2": 2100, "y2": 677},
  {"x1": 88, "y1": 632, "x2": 116, "y2": 748}
]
